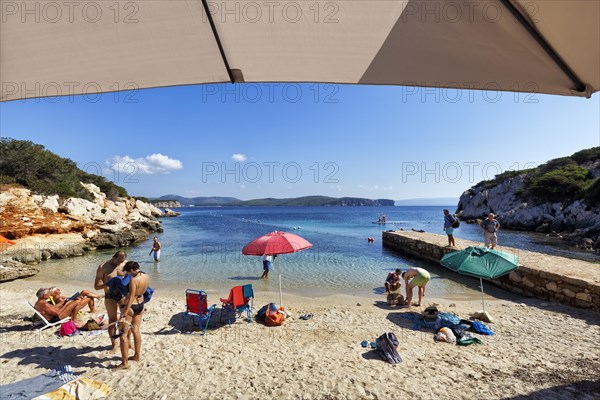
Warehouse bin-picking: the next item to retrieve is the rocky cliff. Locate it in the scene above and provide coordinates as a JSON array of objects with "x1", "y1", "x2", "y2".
[
  {"x1": 0, "y1": 183, "x2": 164, "y2": 281},
  {"x1": 457, "y1": 173, "x2": 600, "y2": 250},
  {"x1": 151, "y1": 200, "x2": 182, "y2": 208}
]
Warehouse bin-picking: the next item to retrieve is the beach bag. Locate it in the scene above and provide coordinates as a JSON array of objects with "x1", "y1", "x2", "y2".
[
  {"x1": 59, "y1": 320, "x2": 78, "y2": 336},
  {"x1": 143, "y1": 286, "x2": 154, "y2": 303},
  {"x1": 421, "y1": 306, "x2": 440, "y2": 322},
  {"x1": 256, "y1": 303, "x2": 276, "y2": 322},
  {"x1": 265, "y1": 306, "x2": 286, "y2": 327},
  {"x1": 451, "y1": 217, "x2": 460, "y2": 229},
  {"x1": 434, "y1": 327, "x2": 456, "y2": 344},
  {"x1": 106, "y1": 274, "x2": 131, "y2": 302},
  {"x1": 375, "y1": 332, "x2": 402, "y2": 364}
]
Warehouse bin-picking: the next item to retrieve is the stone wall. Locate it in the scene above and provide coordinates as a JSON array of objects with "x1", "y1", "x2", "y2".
[{"x1": 382, "y1": 231, "x2": 600, "y2": 310}]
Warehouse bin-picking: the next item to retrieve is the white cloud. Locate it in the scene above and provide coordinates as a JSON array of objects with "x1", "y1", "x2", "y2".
[
  {"x1": 232, "y1": 153, "x2": 247, "y2": 162},
  {"x1": 107, "y1": 153, "x2": 183, "y2": 175}
]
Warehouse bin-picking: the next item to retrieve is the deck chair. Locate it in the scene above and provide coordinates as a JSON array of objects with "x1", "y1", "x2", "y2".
[
  {"x1": 183, "y1": 289, "x2": 215, "y2": 335},
  {"x1": 219, "y1": 284, "x2": 254, "y2": 327},
  {"x1": 25, "y1": 300, "x2": 70, "y2": 333}
]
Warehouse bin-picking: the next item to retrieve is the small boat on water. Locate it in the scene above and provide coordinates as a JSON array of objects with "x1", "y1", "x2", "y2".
[{"x1": 372, "y1": 214, "x2": 389, "y2": 224}]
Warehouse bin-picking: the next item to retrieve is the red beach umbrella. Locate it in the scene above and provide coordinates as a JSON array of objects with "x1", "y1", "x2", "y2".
[{"x1": 242, "y1": 231, "x2": 313, "y2": 306}]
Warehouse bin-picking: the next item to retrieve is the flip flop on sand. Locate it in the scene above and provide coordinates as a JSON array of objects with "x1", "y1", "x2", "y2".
[
  {"x1": 361, "y1": 340, "x2": 368, "y2": 348},
  {"x1": 299, "y1": 314, "x2": 313, "y2": 320}
]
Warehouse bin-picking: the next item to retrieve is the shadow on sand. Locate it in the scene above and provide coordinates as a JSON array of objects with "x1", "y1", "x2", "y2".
[
  {"x1": 1, "y1": 345, "x2": 117, "y2": 370},
  {"x1": 503, "y1": 379, "x2": 600, "y2": 399}
]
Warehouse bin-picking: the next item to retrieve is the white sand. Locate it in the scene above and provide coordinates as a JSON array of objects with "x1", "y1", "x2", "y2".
[{"x1": 1, "y1": 278, "x2": 599, "y2": 400}]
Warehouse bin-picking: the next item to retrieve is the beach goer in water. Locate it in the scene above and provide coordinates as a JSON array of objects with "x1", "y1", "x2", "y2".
[
  {"x1": 402, "y1": 267, "x2": 431, "y2": 306},
  {"x1": 94, "y1": 251, "x2": 127, "y2": 353},
  {"x1": 34, "y1": 288, "x2": 90, "y2": 327},
  {"x1": 113, "y1": 261, "x2": 150, "y2": 371},
  {"x1": 149, "y1": 236, "x2": 161, "y2": 262},
  {"x1": 261, "y1": 254, "x2": 273, "y2": 279},
  {"x1": 384, "y1": 269, "x2": 401, "y2": 294},
  {"x1": 443, "y1": 209, "x2": 456, "y2": 247},
  {"x1": 480, "y1": 213, "x2": 500, "y2": 249},
  {"x1": 48, "y1": 287, "x2": 104, "y2": 313}
]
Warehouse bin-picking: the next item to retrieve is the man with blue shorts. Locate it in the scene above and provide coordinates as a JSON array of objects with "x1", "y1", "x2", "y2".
[
  {"x1": 261, "y1": 254, "x2": 273, "y2": 279},
  {"x1": 443, "y1": 209, "x2": 456, "y2": 247}
]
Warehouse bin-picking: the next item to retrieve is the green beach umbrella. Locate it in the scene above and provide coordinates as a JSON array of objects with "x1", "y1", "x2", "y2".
[{"x1": 440, "y1": 246, "x2": 519, "y2": 313}]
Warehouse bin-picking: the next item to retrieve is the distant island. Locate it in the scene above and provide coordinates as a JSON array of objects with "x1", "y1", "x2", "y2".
[{"x1": 150, "y1": 195, "x2": 395, "y2": 207}]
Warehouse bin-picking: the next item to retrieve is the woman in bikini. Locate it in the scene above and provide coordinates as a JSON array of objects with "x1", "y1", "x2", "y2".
[{"x1": 113, "y1": 261, "x2": 150, "y2": 371}]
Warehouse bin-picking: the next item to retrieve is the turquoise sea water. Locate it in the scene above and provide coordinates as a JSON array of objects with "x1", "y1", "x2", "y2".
[{"x1": 31, "y1": 206, "x2": 597, "y2": 298}]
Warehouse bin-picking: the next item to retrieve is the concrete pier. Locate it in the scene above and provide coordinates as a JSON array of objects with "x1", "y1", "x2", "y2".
[{"x1": 382, "y1": 230, "x2": 600, "y2": 309}]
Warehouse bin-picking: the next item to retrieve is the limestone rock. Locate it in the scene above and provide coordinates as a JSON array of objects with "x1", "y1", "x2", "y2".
[
  {"x1": 456, "y1": 171, "x2": 600, "y2": 249},
  {"x1": 163, "y1": 208, "x2": 180, "y2": 217},
  {"x1": 0, "y1": 260, "x2": 40, "y2": 282},
  {"x1": 0, "y1": 184, "x2": 163, "y2": 280},
  {"x1": 575, "y1": 292, "x2": 592, "y2": 302}
]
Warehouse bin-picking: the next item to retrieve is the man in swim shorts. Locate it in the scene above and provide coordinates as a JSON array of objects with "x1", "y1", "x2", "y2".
[
  {"x1": 94, "y1": 251, "x2": 127, "y2": 353},
  {"x1": 149, "y1": 236, "x2": 161, "y2": 262},
  {"x1": 402, "y1": 267, "x2": 431, "y2": 307},
  {"x1": 261, "y1": 254, "x2": 273, "y2": 279}
]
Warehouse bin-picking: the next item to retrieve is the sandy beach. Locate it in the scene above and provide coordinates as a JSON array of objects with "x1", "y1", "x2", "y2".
[{"x1": 1, "y1": 277, "x2": 599, "y2": 400}]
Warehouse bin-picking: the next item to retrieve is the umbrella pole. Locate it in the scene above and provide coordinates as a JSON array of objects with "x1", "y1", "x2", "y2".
[
  {"x1": 480, "y1": 277, "x2": 486, "y2": 313},
  {"x1": 278, "y1": 256, "x2": 283, "y2": 307}
]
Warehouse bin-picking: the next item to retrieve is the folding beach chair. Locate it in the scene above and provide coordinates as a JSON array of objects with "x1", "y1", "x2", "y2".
[
  {"x1": 25, "y1": 300, "x2": 71, "y2": 333},
  {"x1": 219, "y1": 284, "x2": 254, "y2": 327},
  {"x1": 183, "y1": 289, "x2": 215, "y2": 335}
]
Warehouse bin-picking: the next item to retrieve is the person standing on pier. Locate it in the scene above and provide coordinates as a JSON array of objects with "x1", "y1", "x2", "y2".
[
  {"x1": 443, "y1": 209, "x2": 457, "y2": 247},
  {"x1": 480, "y1": 213, "x2": 500, "y2": 249}
]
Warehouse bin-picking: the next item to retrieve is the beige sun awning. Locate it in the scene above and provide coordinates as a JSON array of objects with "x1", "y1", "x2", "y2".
[{"x1": 1, "y1": 0, "x2": 598, "y2": 102}]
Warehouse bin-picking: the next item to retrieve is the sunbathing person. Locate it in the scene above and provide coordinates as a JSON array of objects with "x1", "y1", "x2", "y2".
[
  {"x1": 34, "y1": 288, "x2": 91, "y2": 327},
  {"x1": 48, "y1": 287, "x2": 104, "y2": 313}
]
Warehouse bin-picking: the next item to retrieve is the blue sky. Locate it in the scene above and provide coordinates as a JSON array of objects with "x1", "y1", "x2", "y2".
[{"x1": 1, "y1": 83, "x2": 598, "y2": 201}]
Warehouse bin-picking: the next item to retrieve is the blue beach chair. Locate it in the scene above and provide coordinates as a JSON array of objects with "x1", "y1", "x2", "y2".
[
  {"x1": 183, "y1": 289, "x2": 215, "y2": 335},
  {"x1": 219, "y1": 284, "x2": 254, "y2": 326}
]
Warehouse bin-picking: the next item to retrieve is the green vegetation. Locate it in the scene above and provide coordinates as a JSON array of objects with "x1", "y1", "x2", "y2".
[
  {"x1": 525, "y1": 164, "x2": 592, "y2": 203},
  {"x1": 0, "y1": 138, "x2": 128, "y2": 201},
  {"x1": 473, "y1": 146, "x2": 599, "y2": 206}
]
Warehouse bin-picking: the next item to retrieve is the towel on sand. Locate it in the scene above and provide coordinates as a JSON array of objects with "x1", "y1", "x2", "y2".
[
  {"x1": 33, "y1": 377, "x2": 112, "y2": 400},
  {"x1": 0, "y1": 366, "x2": 77, "y2": 400}
]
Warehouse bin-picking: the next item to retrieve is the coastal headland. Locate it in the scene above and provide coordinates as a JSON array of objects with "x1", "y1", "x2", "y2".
[{"x1": 0, "y1": 183, "x2": 164, "y2": 282}]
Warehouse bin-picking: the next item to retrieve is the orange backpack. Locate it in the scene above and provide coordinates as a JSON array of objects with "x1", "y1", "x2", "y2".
[{"x1": 264, "y1": 307, "x2": 285, "y2": 326}]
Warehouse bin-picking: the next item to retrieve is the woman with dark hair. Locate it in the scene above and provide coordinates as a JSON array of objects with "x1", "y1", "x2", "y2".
[{"x1": 113, "y1": 261, "x2": 150, "y2": 371}]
